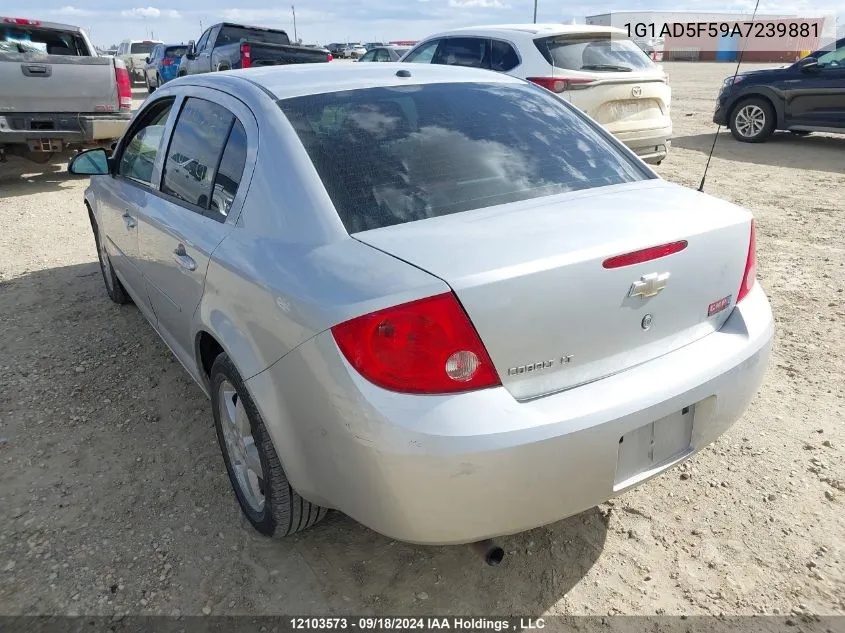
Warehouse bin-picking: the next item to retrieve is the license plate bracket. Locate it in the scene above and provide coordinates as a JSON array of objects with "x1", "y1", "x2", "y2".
[{"x1": 614, "y1": 404, "x2": 695, "y2": 489}]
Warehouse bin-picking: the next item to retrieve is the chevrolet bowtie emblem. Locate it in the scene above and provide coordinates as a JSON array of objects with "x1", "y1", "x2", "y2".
[{"x1": 629, "y1": 272, "x2": 670, "y2": 299}]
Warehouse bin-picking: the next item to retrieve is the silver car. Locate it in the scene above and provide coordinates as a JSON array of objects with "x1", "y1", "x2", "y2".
[{"x1": 68, "y1": 64, "x2": 773, "y2": 546}]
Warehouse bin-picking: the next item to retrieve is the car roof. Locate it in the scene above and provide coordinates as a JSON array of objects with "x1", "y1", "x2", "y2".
[
  {"x1": 208, "y1": 62, "x2": 525, "y2": 100},
  {"x1": 423, "y1": 23, "x2": 625, "y2": 38}
]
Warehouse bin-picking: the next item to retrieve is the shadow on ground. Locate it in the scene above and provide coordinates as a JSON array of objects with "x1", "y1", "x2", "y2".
[
  {"x1": 671, "y1": 131, "x2": 845, "y2": 174},
  {"x1": 0, "y1": 155, "x2": 86, "y2": 198},
  {"x1": 1, "y1": 262, "x2": 609, "y2": 615}
]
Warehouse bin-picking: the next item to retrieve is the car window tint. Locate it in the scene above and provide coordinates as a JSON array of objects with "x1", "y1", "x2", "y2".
[
  {"x1": 279, "y1": 83, "x2": 649, "y2": 233},
  {"x1": 817, "y1": 42, "x2": 845, "y2": 67},
  {"x1": 433, "y1": 37, "x2": 489, "y2": 68},
  {"x1": 535, "y1": 35, "x2": 655, "y2": 71},
  {"x1": 118, "y1": 99, "x2": 174, "y2": 184},
  {"x1": 207, "y1": 120, "x2": 248, "y2": 222},
  {"x1": 375, "y1": 48, "x2": 390, "y2": 62},
  {"x1": 195, "y1": 29, "x2": 211, "y2": 51},
  {"x1": 161, "y1": 98, "x2": 234, "y2": 210},
  {"x1": 491, "y1": 39, "x2": 519, "y2": 71},
  {"x1": 359, "y1": 50, "x2": 376, "y2": 62},
  {"x1": 403, "y1": 40, "x2": 439, "y2": 63}
]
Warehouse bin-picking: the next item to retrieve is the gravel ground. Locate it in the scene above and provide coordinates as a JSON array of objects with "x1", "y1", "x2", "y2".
[{"x1": 0, "y1": 64, "x2": 843, "y2": 618}]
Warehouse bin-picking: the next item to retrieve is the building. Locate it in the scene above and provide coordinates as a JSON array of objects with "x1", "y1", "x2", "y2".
[{"x1": 586, "y1": 10, "x2": 828, "y2": 62}]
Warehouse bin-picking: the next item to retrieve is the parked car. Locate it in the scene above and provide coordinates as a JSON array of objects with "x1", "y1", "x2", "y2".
[
  {"x1": 356, "y1": 46, "x2": 409, "y2": 62},
  {"x1": 0, "y1": 16, "x2": 131, "y2": 163},
  {"x1": 178, "y1": 22, "x2": 331, "y2": 76},
  {"x1": 341, "y1": 43, "x2": 367, "y2": 59},
  {"x1": 143, "y1": 43, "x2": 188, "y2": 92},
  {"x1": 326, "y1": 43, "x2": 346, "y2": 56},
  {"x1": 400, "y1": 24, "x2": 673, "y2": 164},
  {"x1": 714, "y1": 37, "x2": 845, "y2": 143},
  {"x1": 116, "y1": 38, "x2": 162, "y2": 83},
  {"x1": 68, "y1": 63, "x2": 772, "y2": 546}
]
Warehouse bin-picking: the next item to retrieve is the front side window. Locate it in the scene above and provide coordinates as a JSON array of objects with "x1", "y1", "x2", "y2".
[
  {"x1": 118, "y1": 99, "x2": 174, "y2": 184},
  {"x1": 433, "y1": 37, "x2": 489, "y2": 69},
  {"x1": 536, "y1": 34, "x2": 656, "y2": 72},
  {"x1": 279, "y1": 82, "x2": 649, "y2": 233},
  {"x1": 816, "y1": 42, "x2": 845, "y2": 68},
  {"x1": 403, "y1": 39, "x2": 439, "y2": 63},
  {"x1": 358, "y1": 49, "x2": 376, "y2": 62},
  {"x1": 160, "y1": 98, "x2": 236, "y2": 211},
  {"x1": 375, "y1": 48, "x2": 391, "y2": 62},
  {"x1": 195, "y1": 29, "x2": 211, "y2": 52}
]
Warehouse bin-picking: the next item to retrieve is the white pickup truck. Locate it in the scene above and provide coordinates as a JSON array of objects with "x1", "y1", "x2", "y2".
[{"x1": 0, "y1": 16, "x2": 132, "y2": 164}]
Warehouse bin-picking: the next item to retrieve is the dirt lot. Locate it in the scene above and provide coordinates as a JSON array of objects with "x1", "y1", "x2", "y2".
[{"x1": 1, "y1": 63, "x2": 843, "y2": 618}]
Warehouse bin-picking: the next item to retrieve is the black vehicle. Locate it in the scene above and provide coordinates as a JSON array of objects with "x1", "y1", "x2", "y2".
[
  {"x1": 714, "y1": 37, "x2": 845, "y2": 143},
  {"x1": 178, "y1": 23, "x2": 331, "y2": 77}
]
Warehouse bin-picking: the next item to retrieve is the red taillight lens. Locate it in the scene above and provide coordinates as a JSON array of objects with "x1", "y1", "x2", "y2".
[
  {"x1": 240, "y1": 43, "x2": 251, "y2": 69},
  {"x1": 162, "y1": 58, "x2": 173, "y2": 66},
  {"x1": 736, "y1": 220, "x2": 757, "y2": 303},
  {"x1": 602, "y1": 241, "x2": 688, "y2": 269},
  {"x1": 527, "y1": 76, "x2": 594, "y2": 93},
  {"x1": 331, "y1": 293, "x2": 501, "y2": 394},
  {"x1": 114, "y1": 63, "x2": 132, "y2": 111},
  {"x1": 327, "y1": 53, "x2": 333, "y2": 62},
  {"x1": 3, "y1": 17, "x2": 40, "y2": 25}
]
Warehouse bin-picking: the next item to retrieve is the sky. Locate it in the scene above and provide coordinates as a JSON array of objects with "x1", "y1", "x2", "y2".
[{"x1": 6, "y1": 0, "x2": 843, "y2": 48}]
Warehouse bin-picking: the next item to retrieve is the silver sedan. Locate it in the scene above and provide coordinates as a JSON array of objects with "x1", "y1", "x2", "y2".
[{"x1": 68, "y1": 64, "x2": 773, "y2": 545}]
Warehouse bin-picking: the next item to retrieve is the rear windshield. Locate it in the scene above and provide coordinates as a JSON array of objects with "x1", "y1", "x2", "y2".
[
  {"x1": 165, "y1": 46, "x2": 187, "y2": 58},
  {"x1": 535, "y1": 34, "x2": 655, "y2": 72},
  {"x1": 0, "y1": 25, "x2": 89, "y2": 56},
  {"x1": 130, "y1": 42, "x2": 156, "y2": 54},
  {"x1": 279, "y1": 82, "x2": 648, "y2": 232},
  {"x1": 217, "y1": 26, "x2": 290, "y2": 47}
]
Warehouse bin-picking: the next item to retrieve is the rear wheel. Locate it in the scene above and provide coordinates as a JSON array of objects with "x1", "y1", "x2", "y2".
[
  {"x1": 210, "y1": 353, "x2": 328, "y2": 537},
  {"x1": 145, "y1": 74, "x2": 156, "y2": 93},
  {"x1": 729, "y1": 98, "x2": 775, "y2": 143}
]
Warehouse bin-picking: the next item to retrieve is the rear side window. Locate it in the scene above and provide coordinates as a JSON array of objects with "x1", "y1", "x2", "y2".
[
  {"x1": 279, "y1": 82, "x2": 648, "y2": 233},
  {"x1": 535, "y1": 34, "x2": 655, "y2": 72},
  {"x1": 1, "y1": 26, "x2": 89, "y2": 56},
  {"x1": 209, "y1": 120, "x2": 248, "y2": 221},
  {"x1": 491, "y1": 39, "x2": 519, "y2": 71},
  {"x1": 161, "y1": 98, "x2": 235, "y2": 211},
  {"x1": 433, "y1": 37, "x2": 489, "y2": 69}
]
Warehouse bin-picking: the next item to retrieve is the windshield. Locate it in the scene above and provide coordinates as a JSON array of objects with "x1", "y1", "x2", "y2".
[
  {"x1": 130, "y1": 42, "x2": 156, "y2": 54},
  {"x1": 535, "y1": 34, "x2": 655, "y2": 72},
  {"x1": 217, "y1": 26, "x2": 290, "y2": 47},
  {"x1": 279, "y1": 82, "x2": 649, "y2": 233},
  {"x1": 1, "y1": 25, "x2": 89, "y2": 56},
  {"x1": 165, "y1": 46, "x2": 188, "y2": 58}
]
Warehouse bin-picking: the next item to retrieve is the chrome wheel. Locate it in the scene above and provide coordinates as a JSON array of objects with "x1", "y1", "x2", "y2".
[
  {"x1": 218, "y1": 380, "x2": 265, "y2": 513},
  {"x1": 734, "y1": 104, "x2": 766, "y2": 138}
]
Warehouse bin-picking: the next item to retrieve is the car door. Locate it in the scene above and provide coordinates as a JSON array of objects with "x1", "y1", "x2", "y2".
[
  {"x1": 97, "y1": 97, "x2": 177, "y2": 322},
  {"x1": 785, "y1": 42, "x2": 845, "y2": 128},
  {"x1": 185, "y1": 28, "x2": 211, "y2": 75},
  {"x1": 196, "y1": 25, "x2": 219, "y2": 74},
  {"x1": 137, "y1": 88, "x2": 256, "y2": 369}
]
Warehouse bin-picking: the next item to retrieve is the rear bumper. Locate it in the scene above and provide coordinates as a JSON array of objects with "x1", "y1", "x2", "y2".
[
  {"x1": 0, "y1": 113, "x2": 130, "y2": 147},
  {"x1": 611, "y1": 124, "x2": 673, "y2": 164},
  {"x1": 247, "y1": 284, "x2": 773, "y2": 544}
]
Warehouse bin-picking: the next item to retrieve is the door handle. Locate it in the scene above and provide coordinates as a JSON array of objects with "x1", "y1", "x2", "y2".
[
  {"x1": 173, "y1": 244, "x2": 197, "y2": 271},
  {"x1": 122, "y1": 212, "x2": 137, "y2": 229}
]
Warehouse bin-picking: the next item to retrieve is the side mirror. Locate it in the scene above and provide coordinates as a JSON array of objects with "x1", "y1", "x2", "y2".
[
  {"x1": 145, "y1": 56, "x2": 151, "y2": 64},
  {"x1": 797, "y1": 57, "x2": 819, "y2": 71},
  {"x1": 68, "y1": 148, "x2": 110, "y2": 176},
  {"x1": 186, "y1": 40, "x2": 196, "y2": 58}
]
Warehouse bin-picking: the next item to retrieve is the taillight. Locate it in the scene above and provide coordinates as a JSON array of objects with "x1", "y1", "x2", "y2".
[
  {"x1": 114, "y1": 61, "x2": 132, "y2": 111},
  {"x1": 331, "y1": 293, "x2": 501, "y2": 395},
  {"x1": 240, "y1": 42, "x2": 251, "y2": 69},
  {"x1": 736, "y1": 220, "x2": 757, "y2": 303},
  {"x1": 3, "y1": 17, "x2": 40, "y2": 25},
  {"x1": 602, "y1": 241, "x2": 688, "y2": 269},
  {"x1": 327, "y1": 53, "x2": 333, "y2": 62},
  {"x1": 527, "y1": 76, "x2": 594, "y2": 93},
  {"x1": 162, "y1": 58, "x2": 173, "y2": 66}
]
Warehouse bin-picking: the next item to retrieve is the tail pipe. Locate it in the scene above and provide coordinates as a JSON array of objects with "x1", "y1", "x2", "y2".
[{"x1": 472, "y1": 539, "x2": 504, "y2": 566}]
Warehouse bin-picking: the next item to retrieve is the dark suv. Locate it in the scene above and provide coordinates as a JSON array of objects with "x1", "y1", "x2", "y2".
[{"x1": 713, "y1": 38, "x2": 845, "y2": 142}]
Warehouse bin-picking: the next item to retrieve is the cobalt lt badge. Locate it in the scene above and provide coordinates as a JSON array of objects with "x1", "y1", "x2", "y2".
[{"x1": 641, "y1": 314, "x2": 653, "y2": 330}]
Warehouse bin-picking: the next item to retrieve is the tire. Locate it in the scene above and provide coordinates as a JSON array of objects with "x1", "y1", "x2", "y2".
[
  {"x1": 87, "y1": 206, "x2": 130, "y2": 304},
  {"x1": 729, "y1": 98, "x2": 775, "y2": 143},
  {"x1": 210, "y1": 353, "x2": 328, "y2": 537},
  {"x1": 145, "y1": 75, "x2": 155, "y2": 94}
]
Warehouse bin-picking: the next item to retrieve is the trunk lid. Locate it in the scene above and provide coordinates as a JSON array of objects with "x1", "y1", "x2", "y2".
[{"x1": 354, "y1": 180, "x2": 752, "y2": 401}]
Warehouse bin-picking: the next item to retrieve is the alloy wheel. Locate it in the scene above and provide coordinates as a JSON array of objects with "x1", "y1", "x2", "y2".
[
  {"x1": 734, "y1": 104, "x2": 766, "y2": 139},
  {"x1": 218, "y1": 380, "x2": 265, "y2": 513}
]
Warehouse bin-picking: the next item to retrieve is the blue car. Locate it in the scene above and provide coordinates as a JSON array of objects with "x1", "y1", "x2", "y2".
[
  {"x1": 143, "y1": 43, "x2": 189, "y2": 93},
  {"x1": 713, "y1": 37, "x2": 845, "y2": 143}
]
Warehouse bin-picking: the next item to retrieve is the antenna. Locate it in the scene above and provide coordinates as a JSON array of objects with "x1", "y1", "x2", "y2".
[{"x1": 698, "y1": 0, "x2": 761, "y2": 192}]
